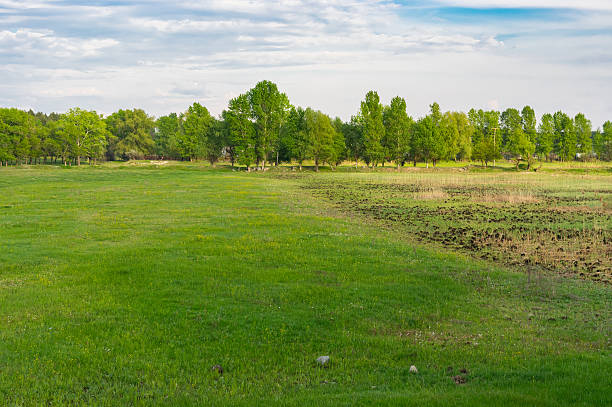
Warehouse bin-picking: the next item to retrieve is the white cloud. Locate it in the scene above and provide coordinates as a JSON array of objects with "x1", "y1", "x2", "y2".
[{"x1": 434, "y1": 0, "x2": 612, "y2": 10}]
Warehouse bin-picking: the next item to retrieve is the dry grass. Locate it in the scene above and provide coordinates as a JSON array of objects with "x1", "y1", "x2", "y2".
[
  {"x1": 414, "y1": 188, "x2": 449, "y2": 200},
  {"x1": 471, "y1": 190, "x2": 541, "y2": 204}
]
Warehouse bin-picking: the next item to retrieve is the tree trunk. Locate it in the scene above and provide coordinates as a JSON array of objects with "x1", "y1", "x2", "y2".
[{"x1": 315, "y1": 158, "x2": 319, "y2": 172}]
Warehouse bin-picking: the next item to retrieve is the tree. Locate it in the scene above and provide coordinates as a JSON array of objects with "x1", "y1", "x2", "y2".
[
  {"x1": 574, "y1": 113, "x2": 593, "y2": 158},
  {"x1": 360, "y1": 91, "x2": 385, "y2": 166},
  {"x1": 553, "y1": 111, "x2": 575, "y2": 161},
  {"x1": 382, "y1": 96, "x2": 412, "y2": 169},
  {"x1": 415, "y1": 102, "x2": 445, "y2": 167},
  {"x1": 537, "y1": 113, "x2": 555, "y2": 161},
  {"x1": 283, "y1": 107, "x2": 308, "y2": 170},
  {"x1": 248, "y1": 80, "x2": 290, "y2": 168},
  {"x1": 502, "y1": 108, "x2": 534, "y2": 169},
  {"x1": 470, "y1": 109, "x2": 500, "y2": 166},
  {"x1": 106, "y1": 109, "x2": 155, "y2": 160},
  {"x1": 343, "y1": 116, "x2": 363, "y2": 167},
  {"x1": 155, "y1": 113, "x2": 181, "y2": 159},
  {"x1": 204, "y1": 117, "x2": 226, "y2": 166},
  {"x1": 330, "y1": 117, "x2": 346, "y2": 168},
  {"x1": 57, "y1": 108, "x2": 108, "y2": 165},
  {"x1": 451, "y1": 111, "x2": 472, "y2": 161},
  {"x1": 304, "y1": 108, "x2": 335, "y2": 171},
  {"x1": 179, "y1": 102, "x2": 213, "y2": 161},
  {"x1": 225, "y1": 94, "x2": 256, "y2": 170},
  {"x1": 521, "y1": 106, "x2": 537, "y2": 146},
  {"x1": 594, "y1": 121, "x2": 612, "y2": 161}
]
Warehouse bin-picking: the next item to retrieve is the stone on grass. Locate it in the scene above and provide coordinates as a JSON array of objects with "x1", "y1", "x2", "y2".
[
  {"x1": 316, "y1": 356, "x2": 330, "y2": 367},
  {"x1": 409, "y1": 365, "x2": 418, "y2": 373}
]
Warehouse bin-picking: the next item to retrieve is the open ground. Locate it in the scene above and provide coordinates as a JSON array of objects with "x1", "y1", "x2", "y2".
[{"x1": 0, "y1": 162, "x2": 611, "y2": 406}]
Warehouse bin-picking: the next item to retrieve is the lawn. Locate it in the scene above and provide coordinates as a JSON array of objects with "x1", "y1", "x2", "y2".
[{"x1": 0, "y1": 163, "x2": 610, "y2": 406}]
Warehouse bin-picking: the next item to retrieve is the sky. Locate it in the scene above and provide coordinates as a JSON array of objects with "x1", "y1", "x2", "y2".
[{"x1": 1, "y1": 0, "x2": 611, "y2": 127}]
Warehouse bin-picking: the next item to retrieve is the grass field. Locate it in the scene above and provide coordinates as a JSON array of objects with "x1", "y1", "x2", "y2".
[{"x1": 1, "y1": 163, "x2": 611, "y2": 406}]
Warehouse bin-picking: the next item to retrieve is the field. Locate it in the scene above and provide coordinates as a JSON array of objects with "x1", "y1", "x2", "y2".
[{"x1": 1, "y1": 163, "x2": 611, "y2": 406}]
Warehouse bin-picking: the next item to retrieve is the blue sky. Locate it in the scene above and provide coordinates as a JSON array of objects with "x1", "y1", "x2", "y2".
[{"x1": 1, "y1": 0, "x2": 611, "y2": 127}]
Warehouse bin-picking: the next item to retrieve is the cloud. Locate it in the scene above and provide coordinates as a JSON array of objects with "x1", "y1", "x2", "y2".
[
  {"x1": 0, "y1": 0, "x2": 610, "y2": 127},
  {"x1": 433, "y1": 0, "x2": 612, "y2": 10}
]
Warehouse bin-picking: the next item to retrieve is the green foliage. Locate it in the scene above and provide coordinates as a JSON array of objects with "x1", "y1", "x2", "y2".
[
  {"x1": 179, "y1": 102, "x2": 213, "y2": 161},
  {"x1": 537, "y1": 113, "x2": 555, "y2": 160},
  {"x1": 574, "y1": 113, "x2": 593, "y2": 157},
  {"x1": 225, "y1": 94, "x2": 256, "y2": 169},
  {"x1": 553, "y1": 111, "x2": 576, "y2": 161},
  {"x1": 470, "y1": 109, "x2": 501, "y2": 166},
  {"x1": 248, "y1": 80, "x2": 291, "y2": 167},
  {"x1": 360, "y1": 91, "x2": 385, "y2": 166},
  {"x1": 594, "y1": 121, "x2": 612, "y2": 161},
  {"x1": 155, "y1": 113, "x2": 181, "y2": 159},
  {"x1": 57, "y1": 107, "x2": 108, "y2": 165},
  {"x1": 304, "y1": 108, "x2": 335, "y2": 171},
  {"x1": 382, "y1": 96, "x2": 412, "y2": 168},
  {"x1": 106, "y1": 109, "x2": 155, "y2": 160},
  {"x1": 502, "y1": 108, "x2": 535, "y2": 168}
]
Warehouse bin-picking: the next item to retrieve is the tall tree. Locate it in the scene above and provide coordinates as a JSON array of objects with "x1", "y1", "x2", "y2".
[
  {"x1": 155, "y1": 113, "x2": 181, "y2": 159},
  {"x1": 553, "y1": 111, "x2": 575, "y2": 161},
  {"x1": 537, "y1": 113, "x2": 555, "y2": 161},
  {"x1": 304, "y1": 108, "x2": 335, "y2": 172},
  {"x1": 179, "y1": 102, "x2": 213, "y2": 161},
  {"x1": 574, "y1": 113, "x2": 593, "y2": 158},
  {"x1": 521, "y1": 106, "x2": 537, "y2": 146},
  {"x1": 593, "y1": 121, "x2": 612, "y2": 161},
  {"x1": 502, "y1": 108, "x2": 534, "y2": 169},
  {"x1": 343, "y1": 116, "x2": 363, "y2": 167},
  {"x1": 360, "y1": 91, "x2": 385, "y2": 166},
  {"x1": 451, "y1": 111, "x2": 472, "y2": 161},
  {"x1": 57, "y1": 108, "x2": 108, "y2": 165},
  {"x1": 248, "y1": 80, "x2": 290, "y2": 168},
  {"x1": 225, "y1": 94, "x2": 256, "y2": 170},
  {"x1": 106, "y1": 109, "x2": 155, "y2": 160},
  {"x1": 283, "y1": 106, "x2": 308, "y2": 170},
  {"x1": 383, "y1": 96, "x2": 412, "y2": 169}
]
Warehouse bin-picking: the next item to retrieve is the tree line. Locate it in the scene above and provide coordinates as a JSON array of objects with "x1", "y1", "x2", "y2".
[{"x1": 1, "y1": 80, "x2": 611, "y2": 169}]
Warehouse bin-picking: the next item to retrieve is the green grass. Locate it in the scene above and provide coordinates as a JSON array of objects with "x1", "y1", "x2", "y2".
[{"x1": 0, "y1": 164, "x2": 611, "y2": 406}]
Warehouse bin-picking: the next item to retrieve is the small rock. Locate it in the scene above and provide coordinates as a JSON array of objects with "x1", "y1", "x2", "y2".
[
  {"x1": 316, "y1": 356, "x2": 330, "y2": 367},
  {"x1": 409, "y1": 365, "x2": 418, "y2": 373},
  {"x1": 211, "y1": 365, "x2": 223, "y2": 375},
  {"x1": 453, "y1": 375, "x2": 467, "y2": 385},
  {"x1": 459, "y1": 368, "x2": 468, "y2": 374}
]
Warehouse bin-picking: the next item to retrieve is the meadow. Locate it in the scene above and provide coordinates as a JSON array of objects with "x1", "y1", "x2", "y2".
[{"x1": 0, "y1": 162, "x2": 611, "y2": 406}]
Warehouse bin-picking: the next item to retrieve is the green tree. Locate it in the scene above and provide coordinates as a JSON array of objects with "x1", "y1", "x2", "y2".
[
  {"x1": 360, "y1": 91, "x2": 385, "y2": 166},
  {"x1": 574, "y1": 113, "x2": 593, "y2": 158},
  {"x1": 106, "y1": 109, "x2": 155, "y2": 160},
  {"x1": 330, "y1": 117, "x2": 347, "y2": 168},
  {"x1": 304, "y1": 108, "x2": 335, "y2": 171},
  {"x1": 502, "y1": 108, "x2": 535, "y2": 169},
  {"x1": 204, "y1": 117, "x2": 226, "y2": 166},
  {"x1": 155, "y1": 113, "x2": 181, "y2": 159},
  {"x1": 179, "y1": 103, "x2": 213, "y2": 161},
  {"x1": 451, "y1": 111, "x2": 472, "y2": 161},
  {"x1": 383, "y1": 96, "x2": 412, "y2": 169},
  {"x1": 593, "y1": 121, "x2": 612, "y2": 161},
  {"x1": 521, "y1": 106, "x2": 537, "y2": 146},
  {"x1": 343, "y1": 116, "x2": 363, "y2": 167},
  {"x1": 470, "y1": 109, "x2": 500, "y2": 166},
  {"x1": 57, "y1": 108, "x2": 108, "y2": 165},
  {"x1": 537, "y1": 113, "x2": 555, "y2": 161},
  {"x1": 248, "y1": 80, "x2": 290, "y2": 168},
  {"x1": 225, "y1": 94, "x2": 256, "y2": 170},
  {"x1": 553, "y1": 111, "x2": 575, "y2": 161}
]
